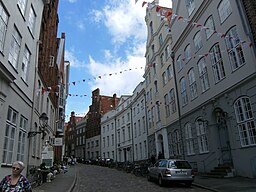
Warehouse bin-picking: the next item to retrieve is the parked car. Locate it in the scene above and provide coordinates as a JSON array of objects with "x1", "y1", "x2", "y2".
[{"x1": 147, "y1": 159, "x2": 195, "y2": 187}]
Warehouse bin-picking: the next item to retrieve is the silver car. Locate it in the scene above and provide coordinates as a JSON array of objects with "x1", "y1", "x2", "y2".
[{"x1": 147, "y1": 159, "x2": 195, "y2": 187}]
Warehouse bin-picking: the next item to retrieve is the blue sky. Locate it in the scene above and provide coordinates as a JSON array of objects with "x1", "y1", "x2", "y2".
[{"x1": 57, "y1": 0, "x2": 171, "y2": 120}]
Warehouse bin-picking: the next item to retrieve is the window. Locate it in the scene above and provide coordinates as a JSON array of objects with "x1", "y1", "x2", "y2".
[
  {"x1": 198, "y1": 57, "x2": 210, "y2": 92},
  {"x1": 184, "y1": 44, "x2": 192, "y2": 63},
  {"x1": 28, "y1": 6, "x2": 36, "y2": 35},
  {"x1": 188, "y1": 68, "x2": 198, "y2": 100},
  {"x1": 151, "y1": 106, "x2": 155, "y2": 126},
  {"x1": 150, "y1": 21, "x2": 153, "y2": 35},
  {"x1": 160, "y1": 53, "x2": 164, "y2": 66},
  {"x1": 142, "y1": 116, "x2": 146, "y2": 133},
  {"x1": 164, "y1": 94, "x2": 170, "y2": 117},
  {"x1": 17, "y1": 116, "x2": 27, "y2": 162},
  {"x1": 138, "y1": 120, "x2": 141, "y2": 136},
  {"x1": 134, "y1": 123, "x2": 137, "y2": 137},
  {"x1": 103, "y1": 137, "x2": 105, "y2": 148},
  {"x1": 162, "y1": 71, "x2": 167, "y2": 86},
  {"x1": 177, "y1": 55, "x2": 184, "y2": 72},
  {"x1": 8, "y1": 26, "x2": 22, "y2": 69},
  {"x1": 225, "y1": 26, "x2": 245, "y2": 71},
  {"x1": 204, "y1": 16, "x2": 215, "y2": 39},
  {"x1": 234, "y1": 97, "x2": 256, "y2": 146},
  {"x1": 17, "y1": 0, "x2": 27, "y2": 16},
  {"x1": 180, "y1": 78, "x2": 188, "y2": 106},
  {"x1": 156, "y1": 102, "x2": 161, "y2": 122},
  {"x1": 218, "y1": 0, "x2": 232, "y2": 23},
  {"x1": 21, "y1": 46, "x2": 31, "y2": 81},
  {"x1": 186, "y1": 0, "x2": 195, "y2": 16},
  {"x1": 185, "y1": 123, "x2": 194, "y2": 155},
  {"x1": 159, "y1": 33, "x2": 163, "y2": 46},
  {"x1": 165, "y1": 45, "x2": 171, "y2": 61},
  {"x1": 194, "y1": 31, "x2": 203, "y2": 51},
  {"x1": 173, "y1": 130, "x2": 182, "y2": 156},
  {"x1": 111, "y1": 134, "x2": 114, "y2": 146},
  {"x1": 151, "y1": 44, "x2": 155, "y2": 55},
  {"x1": 0, "y1": 3, "x2": 8, "y2": 52},
  {"x1": 210, "y1": 43, "x2": 226, "y2": 83},
  {"x1": 107, "y1": 136, "x2": 109, "y2": 147},
  {"x1": 169, "y1": 89, "x2": 176, "y2": 113},
  {"x1": 154, "y1": 80, "x2": 158, "y2": 93},
  {"x1": 196, "y1": 118, "x2": 209, "y2": 153},
  {"x1": 167, "y1": 65, "x2": 173, "y2": 80},
  {"x1": 148, "y1": 110, "x2": 152, "y2": 129},
  {"x1": 2, "y1": 107, "x2": 18, "y2": 164},
  {"x1": 34, "y1": 80, "x2": 40, "y2": 110}
]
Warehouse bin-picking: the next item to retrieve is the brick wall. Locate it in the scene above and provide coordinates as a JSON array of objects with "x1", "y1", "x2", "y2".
[{"x1": 242, "y1": 0, "x2": 256, "y2": 44}]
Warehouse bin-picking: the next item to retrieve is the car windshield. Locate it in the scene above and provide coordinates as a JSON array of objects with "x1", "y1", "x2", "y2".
[{"x1": 168, "y1": 161, "x2": 192, "y2": 169}]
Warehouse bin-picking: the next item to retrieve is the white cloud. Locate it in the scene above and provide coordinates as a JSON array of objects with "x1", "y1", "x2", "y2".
[
  {"x1": 67, "y1": 0, "x2": 77, "y2": 3},
  {"x1": 91, "y1": 0, "x2": 147, "y2": 44},
  {"x1": 65, "y1": 50, "x2": 86, "y2": 68},
  {"x1": 87, "y1": 52, "x2": 145, "y2": 96},
  {"x1": 85, "y1": 0, "x2": 147, "y2": 96}
]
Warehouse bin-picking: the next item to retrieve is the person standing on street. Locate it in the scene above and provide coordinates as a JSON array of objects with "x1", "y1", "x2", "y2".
[{"x1": 0, "y1": 161, "x2": 32, "y2": 192}]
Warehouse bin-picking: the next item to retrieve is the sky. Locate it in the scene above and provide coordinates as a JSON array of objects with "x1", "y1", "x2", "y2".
[{"x1": 57, "y1": 0, "x2": 172, "y2": 121}]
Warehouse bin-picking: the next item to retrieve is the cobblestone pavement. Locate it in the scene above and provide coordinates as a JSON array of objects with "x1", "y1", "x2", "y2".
[{"x1": 73, "y1": 164, "x2": 210, "y2": 192}]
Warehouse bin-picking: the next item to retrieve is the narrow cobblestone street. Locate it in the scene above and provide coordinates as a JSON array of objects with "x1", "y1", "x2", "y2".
[{"x1": 73, "y1": 164, "x2": 210, "y2": 192}]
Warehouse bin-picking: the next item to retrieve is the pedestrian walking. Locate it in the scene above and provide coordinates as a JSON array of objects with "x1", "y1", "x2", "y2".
[{"x1": 0, "y1": 161, "x2": 32, "y2": 192}]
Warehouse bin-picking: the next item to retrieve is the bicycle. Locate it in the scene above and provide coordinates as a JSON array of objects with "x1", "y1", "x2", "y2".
[{"x1": 28, "y1": 167, "x2": 43, "y2": 187}]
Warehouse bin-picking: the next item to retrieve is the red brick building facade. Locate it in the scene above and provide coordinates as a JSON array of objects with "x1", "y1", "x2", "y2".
[{"x1": 85, "y1": 89, "x2": 119, "y2": 139}]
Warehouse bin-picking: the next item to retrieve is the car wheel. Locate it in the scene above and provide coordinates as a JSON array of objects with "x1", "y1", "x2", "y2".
[{"x1": 158, "y1": 176, "x2": 164, "y2": 187}]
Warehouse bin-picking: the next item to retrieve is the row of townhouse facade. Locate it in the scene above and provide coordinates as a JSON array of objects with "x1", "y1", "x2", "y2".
[
  {"x1": 65, "y1": 0, "x2": 256, "y2": 178},
  {"x1": 100, "y1": 0, "x2": 256, "y2": 178},
  {"x1": 0, "y1": 0, "x2": 69, "y2": 180}
]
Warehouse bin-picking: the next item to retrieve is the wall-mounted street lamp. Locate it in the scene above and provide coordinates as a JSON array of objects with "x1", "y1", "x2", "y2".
[{"x1": 28, "y1": 112, "x2": 48, "y2": 139}]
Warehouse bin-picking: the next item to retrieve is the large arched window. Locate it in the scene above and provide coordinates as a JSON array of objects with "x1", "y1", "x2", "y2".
[
  {"x1": 185, "y1": 123, "x2": 195, "y2": 155},
  {"x1": 234, "y1": 97, "x2": 256, "y2": 146},
  {"x1": 225, "y1": 26, "x2": 246, "y2": 71},
  {"x1": 184, "y1": 44, "x2": 192, "y2": 63},
  {"x1": 210, "y1": 43, "x2": 226, "y2": 83},
  {"x1": 194, "y1": 31, "x2": 203, "y2": 52},
  {"x1": 188, "y1": 68, "x2": 198, "y2": 100},
  {"x1": 195, "y1": 117, "x2": 209, "y2": 153},
  {"x1": 204, "y1": 16, "x2": 215, "y2": 39},
  {"x1": 180, "y1": 77, "x2": 188, "y2": 106},
  {"x1": 218, "y1": 0, "x2": 232, "y2": 23},
  {"x1": 197, "y1": 57, "x2": 210, "y2": 92}
]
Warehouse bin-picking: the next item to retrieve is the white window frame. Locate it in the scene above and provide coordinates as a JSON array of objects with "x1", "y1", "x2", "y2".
[
  {"x1": 17, "y1": 0, "x2": 27, "y2": 16},
  {"x1": 180, "y1": 78, "x2": 188, "y2": 106},
  {"x1": 188, "y1": 68, "x2": 198, "y2": 100},
  {"x1": 0, "y1": 3, "x2": 8, "y2": 52},
  {"x1": 218, "y1": 0, "x2": 232, "y2": 23},
  {"x1": 234, "y1": 97, "x2": 256, "y2": 147},
  {"x1": 205, "y1": 16, "x2": 215, "y2": 39},
  {"x1": 186, "y1": 0, "x2": 195, "y2": 16},
  {"x1": 8, "y1": 27, "x2": 22, "y2": 69},
  {"x1": 184, "y1": 44, "x2": 192, "y2": 63},
  {"x1": 210, "y1": 43, "x2": 226, "y2": 83},
  {"x1": 28, "y1": 6, "x2": 36, "y2": 35},
  {"x1": 194, "y1": 31, "x2": 203, "y2": 52},
  {"x1": 185, "y1": 123, "x2": 195, "y2": 155},
  {"x1": 196, "y1": 118, "x2": 209, "y2": 153},
  {"x1": 225, "y1": 26, "x2": 245, "y2": 71},
  {"x1": 21, "y1": 46, "x2": 30, "y2": 81},
  {"x1": 169, "y1": 89, "x2": 176, "y2": 113},
  {"x1": 2, "y1": 107, "x2": 18, "y2": 164},
  {"x1": 197, "y1": 57, "x2": 210, "y2": 92}
]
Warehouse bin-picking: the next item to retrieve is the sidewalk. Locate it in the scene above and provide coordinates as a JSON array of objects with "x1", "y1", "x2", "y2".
[
  {"x1": 33, "y1": 166, "x2": 77, "y2": 192},
  {"x1": 193, "y1": 175, "x2": 256, "y2": 192}
]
